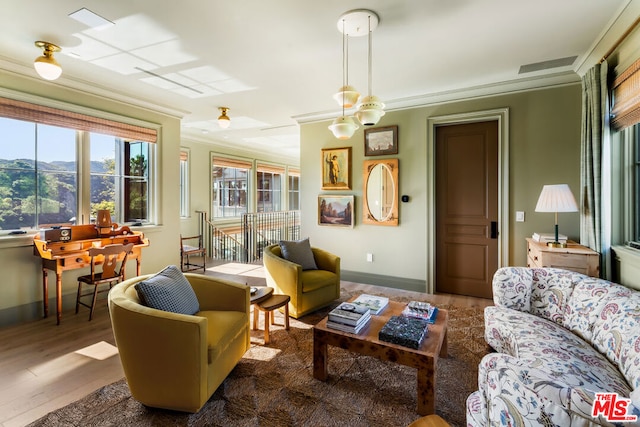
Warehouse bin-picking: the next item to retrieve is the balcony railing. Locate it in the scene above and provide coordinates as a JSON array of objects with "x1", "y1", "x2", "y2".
[{"x1": 199, "y1": 210, "x2": 300, "y2": 263}]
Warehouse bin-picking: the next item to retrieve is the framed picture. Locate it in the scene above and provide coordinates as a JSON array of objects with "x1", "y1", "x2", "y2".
[
  {"x1": 318, "y1": 195, "x2": 354, "y2": 228},
  {"x1": 364, "y1": 125, "x2": 398, "y2": 156},
  {"x1": 321, "y1": 147, "x2": 351, "y2": 190}
]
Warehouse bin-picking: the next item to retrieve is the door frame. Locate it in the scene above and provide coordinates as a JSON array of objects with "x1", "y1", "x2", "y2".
[{"x1": 426, "y1": 108, "x2": 510, "y2": 294}]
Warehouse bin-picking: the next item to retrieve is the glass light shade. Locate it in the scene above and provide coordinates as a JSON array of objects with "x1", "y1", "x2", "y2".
[
  {"x1": 34, "y1": 56, "x2": 62, "y2": 81},
  {"x1": 328, "y1": 116, "x2": 359, "y2": 140},
  {"x1": 355, "y1": 95, "x2": 386, "y2": 126},
  {"x1": 333, "y1": 85, "x2": 360, "y2": 108},
  {"x1": 217, "y1": 115, "x2": 230, "y2": 129}
]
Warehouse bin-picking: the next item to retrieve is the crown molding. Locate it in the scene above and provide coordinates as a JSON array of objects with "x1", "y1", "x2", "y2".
[{"x1": 293, "y1": 71, "x2": 580, "y2": 124}]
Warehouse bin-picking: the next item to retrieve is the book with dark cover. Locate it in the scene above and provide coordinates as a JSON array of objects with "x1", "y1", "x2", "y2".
[
  {"x1": 328, "y1": 302, "x2": 371, "y2": 326},
  {"x1": 378, "y1": 315, "x2": 429, "y2": 349}
]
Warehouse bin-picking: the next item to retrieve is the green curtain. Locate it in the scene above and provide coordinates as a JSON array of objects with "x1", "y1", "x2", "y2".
[{"x1": 580, "y1": 61, "x2": 608, "y2": 277}]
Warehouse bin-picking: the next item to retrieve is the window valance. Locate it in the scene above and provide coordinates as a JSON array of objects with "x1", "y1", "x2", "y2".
[{"x1": 0, "y1": 97, "x2": 157, "y2": 143}]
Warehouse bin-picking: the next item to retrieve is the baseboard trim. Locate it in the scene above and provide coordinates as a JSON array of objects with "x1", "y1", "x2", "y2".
[
  {"x1": 0, "y1": 294, "x2": 79, "y2": 328},
  {"x1": 340, "y1": 270, "x2": 427, "y2": 293}
]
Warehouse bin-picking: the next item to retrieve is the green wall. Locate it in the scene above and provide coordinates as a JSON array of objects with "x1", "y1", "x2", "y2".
[
  {"x1": 300, "y1": 84, "x2": 582, "y2": 292},
  {"x1": 0, "y1": 70, "x2": 182, "y2": 325}
]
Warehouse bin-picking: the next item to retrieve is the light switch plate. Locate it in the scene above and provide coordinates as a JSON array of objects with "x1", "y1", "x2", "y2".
[{"x1": 516, "y1": 211, "x2": 525, "y2": 222}]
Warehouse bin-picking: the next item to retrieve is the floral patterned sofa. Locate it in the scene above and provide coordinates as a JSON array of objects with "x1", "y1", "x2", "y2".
[{"x1": 467, "y1": 267, "x2": 640, "y2": 426}]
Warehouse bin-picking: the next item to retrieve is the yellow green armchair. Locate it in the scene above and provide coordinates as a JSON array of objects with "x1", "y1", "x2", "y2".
[
  {"x1": 263, "y1": 244, "x2": 340, "y2": 318},
  {"x1": 108, "y1": 273, "x2": 250, "y2": 413}
]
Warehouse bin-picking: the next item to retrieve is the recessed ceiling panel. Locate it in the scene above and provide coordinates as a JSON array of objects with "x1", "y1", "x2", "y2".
[{"x1": 131, "y1": 40, "x2": 197, "y2": 67}]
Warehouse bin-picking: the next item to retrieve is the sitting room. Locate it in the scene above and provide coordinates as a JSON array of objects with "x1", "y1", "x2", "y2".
[{"x1": 1, "y1": 1, "x2": 640, "y2": 426}]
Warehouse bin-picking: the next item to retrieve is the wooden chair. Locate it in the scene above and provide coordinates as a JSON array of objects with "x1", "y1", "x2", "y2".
[
  {"x1": 76, "y1": 243, "x2": 134, "y2": 320},
  {"x1": 180, "y1": 234, "x2": 206, "y2": 273}
]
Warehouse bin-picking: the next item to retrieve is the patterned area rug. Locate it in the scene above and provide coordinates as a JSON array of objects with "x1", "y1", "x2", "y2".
[{"x1": 28, "y1": 289, "x2": 488, "y2": 427}]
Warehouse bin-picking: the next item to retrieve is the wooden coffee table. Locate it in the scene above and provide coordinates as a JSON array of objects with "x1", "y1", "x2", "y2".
[{"x1": 313, "y1": 299, "x2": 448, "y2": 416}]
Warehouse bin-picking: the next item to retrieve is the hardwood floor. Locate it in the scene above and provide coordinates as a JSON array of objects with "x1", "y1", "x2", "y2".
[{"x1": 0, "y1": 261, "x2": 492, "y2": 427}]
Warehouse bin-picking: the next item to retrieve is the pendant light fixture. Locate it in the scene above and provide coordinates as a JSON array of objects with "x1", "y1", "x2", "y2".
[
  {"x1": 355, "y1": 14, "x2": 385, "y2": 126},
  {"x1": 333, "y1": 19, "x2": 359, "y2": 108},
  {"x1": 328, "y1": 17, "x2": 359, "y2": 139},
  {"x1": 34, "y1": 41, "x2": 62, "y2": 81},
  {"x1": 217, "y1": 107, "x2": 231, "y2": 128}
]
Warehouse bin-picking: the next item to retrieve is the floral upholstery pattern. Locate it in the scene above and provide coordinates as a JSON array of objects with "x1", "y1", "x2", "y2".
[{"x1": 467, "y1": 267, "x2": 640, "y2": 427}]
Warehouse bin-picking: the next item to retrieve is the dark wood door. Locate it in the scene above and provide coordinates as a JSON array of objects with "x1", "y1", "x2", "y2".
[{"x1": 435, "y1": 121, "x2": 498, "y2": 299}]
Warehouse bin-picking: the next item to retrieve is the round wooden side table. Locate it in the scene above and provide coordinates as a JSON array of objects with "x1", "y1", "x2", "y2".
[{"x1": 255, "y1": 294, "x2": 290, "y2": 344}]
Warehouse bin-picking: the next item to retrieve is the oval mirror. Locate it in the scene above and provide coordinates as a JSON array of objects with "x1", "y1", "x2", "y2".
[{"x1": 362, "y1": 159, "x2": 399, "y2": 226}]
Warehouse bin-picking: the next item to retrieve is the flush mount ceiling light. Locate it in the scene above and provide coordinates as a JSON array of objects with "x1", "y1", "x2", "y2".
[
  {"x1": 34, "y1": 41, "x2": 62, "y2": 81},
  {"x1": 354, "y1": 12, "x2": 385, "y2": 126},
  {"x1": 217, "y1": 107, "x2": 231, "y2": 128}
]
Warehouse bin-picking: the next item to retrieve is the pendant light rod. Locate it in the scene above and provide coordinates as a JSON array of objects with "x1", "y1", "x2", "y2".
[{"x1": 367, "y1": 14, "x2": 372, "y2": 96}]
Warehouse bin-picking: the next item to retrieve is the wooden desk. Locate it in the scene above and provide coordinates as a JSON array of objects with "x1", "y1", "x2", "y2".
[{"x1": 33, "y1": 224, "x2": 150, "y2": 325}]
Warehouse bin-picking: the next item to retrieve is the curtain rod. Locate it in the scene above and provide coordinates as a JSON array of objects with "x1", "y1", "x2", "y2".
[{"x1": 600, "y1": 15, "x2": 640, "y2": 63}]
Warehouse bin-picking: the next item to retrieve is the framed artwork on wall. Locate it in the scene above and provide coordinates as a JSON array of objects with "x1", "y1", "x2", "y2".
[
  {"x1": 321, "y1": 147, "x2": 351, "y2": 190},
  {"x1": 318, "y1": 195, "x2": 354, "y2": 228},
  {"x1": 364, "y1": 125, "x2": 398, "y2": 156}
]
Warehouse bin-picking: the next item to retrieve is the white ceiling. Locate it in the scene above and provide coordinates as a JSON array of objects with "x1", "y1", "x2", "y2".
[{"x1": 0, "y1": 1, "x2": 636, "y2": 162}]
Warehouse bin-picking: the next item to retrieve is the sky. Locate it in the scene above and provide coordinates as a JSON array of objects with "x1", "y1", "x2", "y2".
[{"x1": 1, "y1": 117, "x2": 116, "y2": 162}]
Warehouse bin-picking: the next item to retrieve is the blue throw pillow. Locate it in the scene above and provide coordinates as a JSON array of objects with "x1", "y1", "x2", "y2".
[
  {"x1": 278, "y1": 238, "x2": 317, "y2": 270},
  {"x1": 135, "y1": 265, "x2": 200, "y2": 315}
]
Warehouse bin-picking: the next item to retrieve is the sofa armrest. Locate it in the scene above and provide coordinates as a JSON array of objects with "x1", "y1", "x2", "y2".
[
  {"x1": 492, "y1": 267, "x2": 534, "y2": 312},
  {"x1": 186, "y1": 274, "x2": 250, "y2": 314},
  {"x1": 312, "y1": 247, "x2": 340, "y2": 275},
  {"x1": 263, "y1": 247, "x2": 302, "y2": 296},
  {"x1": 478, "y1": 353, "x2": 614, "y2": 426}
]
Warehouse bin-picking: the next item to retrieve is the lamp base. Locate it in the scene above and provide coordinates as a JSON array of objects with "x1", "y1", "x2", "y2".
[{"x1": 547, "y1": 241, "x2": 567, "y2": 248}]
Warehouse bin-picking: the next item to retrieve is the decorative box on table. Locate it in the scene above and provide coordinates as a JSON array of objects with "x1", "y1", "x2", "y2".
[{"x1": 378, "y1": 315, "x2": 429, "y2": 349}]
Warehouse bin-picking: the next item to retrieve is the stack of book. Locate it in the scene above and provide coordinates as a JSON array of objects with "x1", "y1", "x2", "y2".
[
  {"x1": 351, "y1": 294, "x2": 389, "y2": 315},
  {"x1": 532, "y1": 232, "x2": 567, "y2": 244},
  {"x1": 327, "y1": 302, "x2": 371, "y2": 334},
  {"x1": 402, "y1": 301, "x2": 439, "y2": 324}
]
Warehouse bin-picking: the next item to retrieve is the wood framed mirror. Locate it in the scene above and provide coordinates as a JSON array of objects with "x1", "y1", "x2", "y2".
[{"x1": 362, "y1": 158, "x2": 399, "y2": 226}]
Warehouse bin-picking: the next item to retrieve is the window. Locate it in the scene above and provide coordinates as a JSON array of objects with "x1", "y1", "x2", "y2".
[
  {"x1": 212, "y1": 156, "x2": 251, "y2": 218},
  {"x1": 179, "y1": 150, "x2": 189, "y2": 218},
  {"x1": 256, "y1": 164, "x2": 284, "y2": 213},
  {"x1": 0, "y1": 97, "x2": 157, "y2": 231},
  {"x1": 288, "y1": 168, "x2": 300, "y2": 210}
]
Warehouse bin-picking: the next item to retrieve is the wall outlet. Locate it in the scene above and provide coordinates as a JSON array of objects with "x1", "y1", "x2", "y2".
[
  {"x1": 366, "y1": 253, "x2": 373, "y2": 262},
  {"x1": 516, "y1": 211, "x2": 525, "y2": 222}
]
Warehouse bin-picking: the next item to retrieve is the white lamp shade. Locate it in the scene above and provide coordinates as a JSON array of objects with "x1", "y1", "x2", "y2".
[
  {"x1": 333, "y1": 85, "x2": 360, "y2": 108},
  {"x1": 535, "y1": 184, "x2": 578, "y2": 212},
  {"x1": 34, "y1": 57, "x2": 62, "y2": 80},
  {"x1": 355, "y1": 95, "x2": 386, "y2": 126},
  {"x1": 328, "y1": 116, "x2": 359, "y2": 140}
]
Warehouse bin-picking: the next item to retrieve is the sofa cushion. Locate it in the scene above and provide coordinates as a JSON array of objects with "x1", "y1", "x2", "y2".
[
  {"x1": 300, "y1": 270, "x2": 336, "y2": 293},
  {"x1": 278, "y1": 238, "x2": 317, "y2": 270},
  {"x1": 135, "y1": 265, "x2": 200, "y2": 315},
  {"x1": 485, "y1": 306, "x2": 631, "y2": 396},
  {"x1": 529, "y1": 268, "x2": 576, "y2": 324},
  {"x1": 491, "y1": 266, "x2": 533, "y2": 312},
  {"x1": 564, "y1": 276, "x2": 629, "y2": 342},
  {"x1": 197, "y1": 310, "x2": 248, "y2": 364}
]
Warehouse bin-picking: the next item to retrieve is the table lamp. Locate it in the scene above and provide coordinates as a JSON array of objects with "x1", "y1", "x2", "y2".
[{"x1": 534, "y1": 184, "x2": 578, "y2": 248}]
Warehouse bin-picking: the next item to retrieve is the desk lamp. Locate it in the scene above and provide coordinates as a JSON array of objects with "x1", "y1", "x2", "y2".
[{"x1": 534, "y1": 184, "x2": 578, "y2": 248}]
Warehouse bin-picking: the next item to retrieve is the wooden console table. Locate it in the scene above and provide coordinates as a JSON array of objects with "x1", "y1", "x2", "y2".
[
  {"x1": 33, "y1": 224, "x2": 150, "y2": 325},
  {"x1": 526, "y1": 238, "x2": 599, "y2": 277}
]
